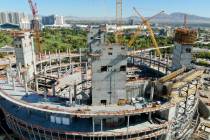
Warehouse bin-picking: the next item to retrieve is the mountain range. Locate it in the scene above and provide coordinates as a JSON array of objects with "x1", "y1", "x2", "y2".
[{"x1": 65, "y1": 12, "x2": 210, "y2": 24}]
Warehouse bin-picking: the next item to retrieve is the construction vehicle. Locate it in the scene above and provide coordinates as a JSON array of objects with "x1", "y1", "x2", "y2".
[
  {"x1": 28, "y1": 0, "x2": 42, "y2": 54},
  {"x1": 128, "y1": 7, "x2": 163, "y2": 57}
]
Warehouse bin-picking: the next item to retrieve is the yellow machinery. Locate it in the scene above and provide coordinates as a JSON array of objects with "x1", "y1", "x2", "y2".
[{"x1": 129, "y1": 7, "x2": 163, "y2": 57}]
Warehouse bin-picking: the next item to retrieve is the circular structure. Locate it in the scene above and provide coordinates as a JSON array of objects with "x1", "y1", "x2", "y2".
[{"x1": 0, "y1": 30, "x2": 203, "y2": 140}]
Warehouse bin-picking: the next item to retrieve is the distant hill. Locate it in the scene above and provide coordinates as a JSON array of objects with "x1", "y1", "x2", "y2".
[
  {"x1": 65, "y1": 12, "x2": 210, "y2": 24},
  {"x1": 148, "y1": 12, "x2": 210, "y2": 24}
]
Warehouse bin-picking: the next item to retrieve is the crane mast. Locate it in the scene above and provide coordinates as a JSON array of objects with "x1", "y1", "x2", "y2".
[
  {"x1": 115, "y1": 0, "x2": 123, "y2": 44},
  {"x1": 28, "y1": 0, "x2": 42, "y2": 54}
]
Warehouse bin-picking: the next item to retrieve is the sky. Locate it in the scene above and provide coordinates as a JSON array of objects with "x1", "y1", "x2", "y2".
[{"x1": 0, "y1": 0, "x2": 210, "y2": 17}]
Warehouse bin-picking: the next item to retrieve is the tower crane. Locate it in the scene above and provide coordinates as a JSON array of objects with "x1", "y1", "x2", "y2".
[
  {"x1": 28, "y1": 0, "x2": 42, "y2": 54},
  {"x1": 129, "y1": 7, "x2": 164, "y2": 57},
  {"x1": 115, "y1": 0, "x2": 123, "y2": 44}
]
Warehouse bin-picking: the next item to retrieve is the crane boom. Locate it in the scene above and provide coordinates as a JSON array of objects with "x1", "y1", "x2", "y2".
[
  {"x1": 128, "y1": 10, "x2": 164, "y2": 48},
  {"x1": 130, "y1": 7, "x2": 163, "y2": 57}
]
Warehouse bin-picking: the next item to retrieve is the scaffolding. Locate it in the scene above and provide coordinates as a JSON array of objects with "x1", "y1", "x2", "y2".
[{"x1": 174, "y1": 28, "x2": 197, "y2": 45}]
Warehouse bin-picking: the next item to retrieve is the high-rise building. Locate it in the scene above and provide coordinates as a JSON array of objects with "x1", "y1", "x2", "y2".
[
  {"x1": 0, "y1": 12, "x2": 8, "y2": 24},
  {"x1": 42, "y1": 15, "x2": 64, "y2": 25},
  {"x1": 42, "y1": 15, "x2": 55, "y2": 25},
  {"x1": 0, "y1": 12, "x2": 29, "y2": 25},
  {"x1": 55, "y1": 15, "x2": 64, "y2": 25}
]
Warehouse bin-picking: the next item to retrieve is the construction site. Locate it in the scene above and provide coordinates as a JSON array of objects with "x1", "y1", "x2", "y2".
[{"x1": 0, "y1": 0, "x2": 210, "y2": 140}]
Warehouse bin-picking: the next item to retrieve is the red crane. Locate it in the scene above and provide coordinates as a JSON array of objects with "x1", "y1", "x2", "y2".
[
  {"x1": 27, "y1": 0, "x2": 42, "y2": 54},
  {"x1": 28, "y1": 0, "x2": 38, "y2": 18}
]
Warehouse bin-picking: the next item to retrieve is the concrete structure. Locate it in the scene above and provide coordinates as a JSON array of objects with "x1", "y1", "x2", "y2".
[
  {"x1": 172, "y1": 43, "x2": 193, "y2": 70},
  {"x1": 0, "y1": 28, "x2": 203, "y2": 140},
  {"x1": 172, "y1": 28, "x2": 197, "y2": 70},
  {"x1": 91, "y1": 44, "x2": 127, "y2": 105},
  {"x1": 14, "y1": 32, "x2": 36, "y2": 80}
]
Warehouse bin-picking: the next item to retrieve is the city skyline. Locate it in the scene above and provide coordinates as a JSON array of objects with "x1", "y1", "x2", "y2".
[{"x1": 0, "y1": 0, "x2": 210, "y2": 18}]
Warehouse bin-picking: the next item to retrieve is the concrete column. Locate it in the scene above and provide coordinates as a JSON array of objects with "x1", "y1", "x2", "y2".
[
  {"x1": 79, "y1": 48, "x2": 82, "y2": 66},
  {"x1": 158, "y1": 61, "x2": 160, "y2": 73},
  {"x1": 150, "y1": 83, "x2": 154, "y2": 101},
  {"x1": 149, "y1": 112, "x2": 152, "y2": 123},
  {"x1": 44, "y1": 51, "x2": 47, "y2": 58},
  {"x1": 100, "y1": 119, "x2": 103, "y2": 131},
  {"x1": 154, "y1": 51, "x2": 157, "y2": 60},
  {"x1": 68, "y1": 87, "x2": 72, "y2": 105},
  {"x1": 44, "y1": 88, "x2": 48, "y2": 101},
  {"x1": 57, "y1": 68, "x2": 60, "y2": 78},
  {"x1": 18, "y1": 63, "x2": 23, "y2": 83},
  {"x1": 17, "y1": 68, "x2": 21, "y2": 82},
  {"x1": 59, "y1": 50, "x2": 61, "y2": 71},
  {"x1": 52, "y1": 83, "x2": 56, "y2": 96},
  {"x1": 92, "y1": 117, "x2": 95, "y2": 132},
  {"x1": 35, "y1": 77, "x2": 39, "y2": 92},
  {"x1": 44, "y1": 66, "x2": 47, "y2": 74},
  {"x1": 32, "y1": 44, "x2": 36, "y2": 75},
  {"x1": 66, "y1": 49, "x2": 69, "y2": 56},
  {"x1": 74, "y1": 83, "x2": 77, "y2": 99},
  {"x1": 12, "y1": 77, "x2": 15, "y2": 90},
  {"x1": 49, "y1": 51, "x2": 52, "y2": 75},
  {"x1": 8, "y1": 58, "x2": 11, "y2": 69},
  {"x1": 127, "y1": 116, "x2": 130, "y2": 139},
  {"x1": 65, "y1": 66, "x2": 68, "y2": 73},
  {"x1": 6, "y1": 69, "x2": 10, "y2": 84},
  {"x1": 24, "y1": 73, "x2": 28, "y2": 95},
  {"x1": 150, "y1": 51, "x2": 152, "y2": 67},
  {"x1": 165, "y1": 66, "x2": 168, "y2": 75},
  {"x1": 69, "y1": 51, "x2": 72, "y2": 72},
  {"x1": 40, "y1": 63, "x2": 43, "y2": 73},
  {"x1": 85, "y1": 62, "x2": 88, "y2": 77}
]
